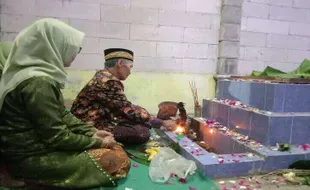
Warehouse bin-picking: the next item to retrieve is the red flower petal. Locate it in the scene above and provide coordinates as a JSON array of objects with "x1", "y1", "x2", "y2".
[
  {"x1": 140, "y1": 147, "x2": 147, "y2": 153},
  {"x1": 179, "y1": 178, "x2": 187, "y2": 183}
]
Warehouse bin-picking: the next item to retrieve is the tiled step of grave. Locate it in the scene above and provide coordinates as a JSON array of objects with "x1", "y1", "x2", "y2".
[
  {"x1": 193, "y1": 118, "x2": 310, "y2": 173},
  {"x1": 157, "y1": 119, "x2": 310, "y2": 178},
  {"x1": 202, "y1": 99, "x2": 310, "y2": 146},
  {"x1": 216, "y1": 79, "x2": 310, "y2": 112},
  {"x1": 160, "y1": 131, "x2": 264, "y2": 178}
]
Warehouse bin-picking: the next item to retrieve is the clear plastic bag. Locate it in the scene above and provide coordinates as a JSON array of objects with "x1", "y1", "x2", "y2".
[{"x1": 149, "y1": 147, "x2": 197, "y2": 183}]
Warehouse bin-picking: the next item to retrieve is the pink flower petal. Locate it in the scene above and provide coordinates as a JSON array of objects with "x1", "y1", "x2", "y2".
[
  {"x1": 170, "y1": 173, "x2": 176, "y2": 178},
  {"x1": 133, "y1": 163, "x2": 139, "y2": 167},
  {"x1": 232, "y1": 159, "x2": 240, "y2": 163},
  {"x1": 239, "y1": 180, "x2": 246, "y2": 186},
  {"x1": 232, "y1": 185, "x2": 239, "y2": 189},
  {"x1": 221, "y1": 187, "x2": 228, "y2": 190},
  {"x1": 301, "y1": 144, "x2": 310, "y2": 151},
  {"x1": 189, "y1": 187, "x2": 196, "y2": 190},
  {"x1": 165, "y1": 181, "x2": 173, "y2": 184},
  {"x1": 218, "y1": 158, "x2": 224, "y2": 164}
]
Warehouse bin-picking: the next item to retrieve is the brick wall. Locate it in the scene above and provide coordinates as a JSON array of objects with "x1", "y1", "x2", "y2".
[
  {"x1": 239, "y1": 0, "x2": 310, "y2": 74},
  {"x1": 0, "y1": 0, "x2": 221, "y2": 74}
]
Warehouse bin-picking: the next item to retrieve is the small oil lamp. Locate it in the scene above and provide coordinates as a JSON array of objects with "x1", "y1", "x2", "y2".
[
  {"x1": 175, "y1": 125, "x2": 184, "y2": 135},
  {"x1": 210, "y1": 129, "x2": 214, "y2": 134}
]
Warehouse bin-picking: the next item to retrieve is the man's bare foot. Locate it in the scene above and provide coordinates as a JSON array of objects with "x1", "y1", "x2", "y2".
[
  {"x1": 0, "y1": 178, "x2": 26, "y2": 188},
  {"x1": 0, "y1": 164, "x2": 26, "y2": 188}
]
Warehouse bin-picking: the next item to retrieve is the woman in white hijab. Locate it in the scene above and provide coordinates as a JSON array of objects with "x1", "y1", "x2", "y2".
[{"x1": 0, "y1": 18, "x2": 130, "y2": 189}]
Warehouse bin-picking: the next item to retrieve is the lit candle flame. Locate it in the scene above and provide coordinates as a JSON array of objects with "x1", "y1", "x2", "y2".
[
  {"x1": 175, "y1": 126, "x2": 184, "y2": 134},
  {"x1": 236, "y1": 125, "x2": 240, "y2": 129},
  {"x1": 210, "y1": 129, "x2": 214, "y2": 134}
]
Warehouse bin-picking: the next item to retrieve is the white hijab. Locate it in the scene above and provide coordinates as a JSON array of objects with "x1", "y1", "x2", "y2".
[{"x1": 0, "y1": 18, "x2": 85, "y2": 111}]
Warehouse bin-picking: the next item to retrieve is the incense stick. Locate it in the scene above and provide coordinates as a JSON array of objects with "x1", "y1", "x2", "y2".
[{"x1": 189, "y1": 81, "x2": 199, "y2": 105}]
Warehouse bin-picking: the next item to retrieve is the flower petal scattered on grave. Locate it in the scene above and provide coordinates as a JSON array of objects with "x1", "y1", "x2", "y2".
[
  {"x1": 301, "y1": 144, "x2": 310, "y2": 151},
  {"x1": 218, "y1": 158, "x2": 224, "y2": 164},
  {"x1": 239, "y1": 180, "x2": 246, "y2": 186},
  {"x1": 232, "y1": 185, "x2": 239, "y2": 189},
  {"x1": 179, "y1": 178, "x2": 187, "y2": 183}
]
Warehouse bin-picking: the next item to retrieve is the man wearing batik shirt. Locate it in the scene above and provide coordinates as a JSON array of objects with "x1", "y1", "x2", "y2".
[{"x1": 71, "y1": 48, "x2": 175, "y2": 145}]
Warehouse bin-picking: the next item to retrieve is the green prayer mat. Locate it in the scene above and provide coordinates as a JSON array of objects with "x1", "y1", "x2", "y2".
[
  {"x1": 0, "y1": 159, "x2": 218, "y2": 190},
  {"x1": 103, "y1": 160, "x2": 218, "y2": 190},
  {"x1": 251, "y1": 59, "x2": 310, "y2": 78},
  {"x1": 124, "y1": 128, "x2": 180, "y2": 166},
  {"x1": 1, "y1": 128, "x2": 218, "y2": 190}
]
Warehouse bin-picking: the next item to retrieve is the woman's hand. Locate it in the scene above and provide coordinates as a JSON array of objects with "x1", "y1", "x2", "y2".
[
  {"x1": 92, "y1": 130, "x2": 116, "y2": 148},
  {"x1": 96, "y1": 130, "x2": 113, "y2": 138},
  {"x1": 92, "y1": 130, "x2": 113, "y2": 139},
  {"x1": 100, "y1": 135, "x2": 116, "y2": 148}
]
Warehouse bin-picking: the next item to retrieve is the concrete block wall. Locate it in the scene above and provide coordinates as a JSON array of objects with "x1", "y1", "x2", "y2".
[
  {"x1": 217, "y1": 0, "x2": 242, "y2": 75},
  {"x1": 2, "y1": 0, "x2": 310, "y2": 76},
  {"x1": 239, "y1": 0, "x2": 310, "y2": 75},
  {"x1": 0, "y1": 0, "x2": 221, "y2": 74}
]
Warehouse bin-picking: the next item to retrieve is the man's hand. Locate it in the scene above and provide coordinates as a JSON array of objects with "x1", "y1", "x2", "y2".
[{"x1": 162, "y1": 120, "x2": 177, "y2": 131}]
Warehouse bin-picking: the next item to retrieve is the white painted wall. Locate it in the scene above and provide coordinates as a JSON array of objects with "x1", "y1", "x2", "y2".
[
  {"x1": 0, "y1": 0, "x2": 221, "y2": 74},
  {"x1": 239, "y1": 0, "x2": 310, "y2": 74}
]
